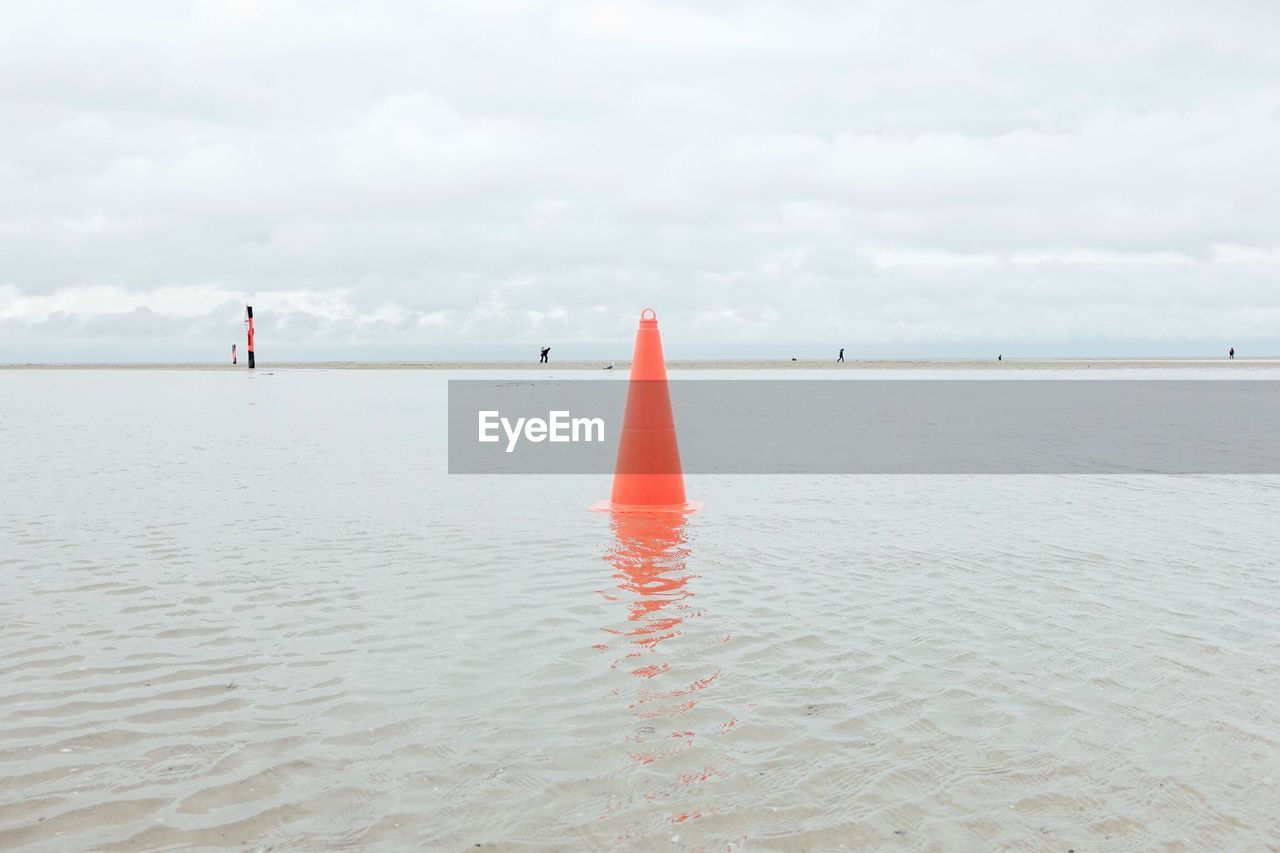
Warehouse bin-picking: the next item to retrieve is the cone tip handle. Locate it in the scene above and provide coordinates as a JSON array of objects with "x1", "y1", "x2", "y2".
[{"x1": 640, "y1": 308, "x2": 657, "y2": 322}]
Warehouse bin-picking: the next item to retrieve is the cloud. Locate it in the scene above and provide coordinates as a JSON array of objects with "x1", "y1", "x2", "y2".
[{"x1": 2, "y1": 0, "x2": 1280, "y2": 358}]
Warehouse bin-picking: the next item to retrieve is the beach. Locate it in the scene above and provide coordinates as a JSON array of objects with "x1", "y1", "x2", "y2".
[
  {"x1": 7, "y1": 0, "x2": 1279, "y2": 845},
  {"x1": 3, "y1": 358, "x2": 1279, "y2": 371},
  {"x1": 1, "y1": 367, "x2": 1277, "y2": 849}
]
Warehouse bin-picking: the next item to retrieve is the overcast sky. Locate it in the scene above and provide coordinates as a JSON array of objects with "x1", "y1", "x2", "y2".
[{"x1": 3, "y1": 0, "x2": 1279, "y2": 360}]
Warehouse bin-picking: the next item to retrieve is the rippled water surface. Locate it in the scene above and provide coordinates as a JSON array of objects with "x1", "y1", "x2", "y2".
[{"x1": 2, "y1": 370, "x2": 1278, "y2": 851}]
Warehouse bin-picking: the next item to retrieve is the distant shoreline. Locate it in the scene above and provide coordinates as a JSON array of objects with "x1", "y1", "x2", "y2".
[{"x1": 3, "y1": 358, "x2": 1278, "y2": 371}]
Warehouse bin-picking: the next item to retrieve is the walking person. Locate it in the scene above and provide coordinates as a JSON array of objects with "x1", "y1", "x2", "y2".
[
  {"x1": 232, "y1": 344, "x2": 237, "y2": 365},
  {"x1": 837, "y1": 348, "x2": 844, "y2": 363},
  {"x1": 1229, "y1": 347, "x2": 1235, "y2": 359},
  {"x1": 539, "y1": 346, "x2": 551, "y2": 364}
]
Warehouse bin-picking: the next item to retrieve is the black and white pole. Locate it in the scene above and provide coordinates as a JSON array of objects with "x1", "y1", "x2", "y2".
[{"x1": 246, "y1": 305, "x2": 256, "y2": 369}]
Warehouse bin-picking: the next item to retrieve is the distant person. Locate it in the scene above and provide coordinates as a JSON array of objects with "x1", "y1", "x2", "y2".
[
  {"x1": 998, "y1": 354, "x2": 1002, "y2": 361},
  {"x1": 1229, "y1": 347, "x2": 1235, "y2": 359},
  {"x1": 232, "y1": 344, "x2": 237, "y2": 365},
  {"x1": 837, "y1": 348, "x2": 844, "y2": 363},
  {"x1": 539, "y1": 346, "x2": 550, "y2": 364}
]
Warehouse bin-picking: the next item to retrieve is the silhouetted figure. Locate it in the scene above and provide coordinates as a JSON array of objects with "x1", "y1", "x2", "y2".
[
  {"x1": 539, "y1": 346, "x2": 550, "y2": 363},
  {"x1": 232, "y1": 344, "x2": 237, "y2": 365},
  {"x1": 1229, "y1": 347, "x2": 1235, "y2": 359},
  {"x1": 998, "y1": 354, "x2": 1002, "y2": 361},
  {"x1": 837, "y1": 348, "x2": 844, "y2": 362}
]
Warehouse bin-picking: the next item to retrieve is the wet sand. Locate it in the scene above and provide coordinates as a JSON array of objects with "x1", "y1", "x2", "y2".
[{"x1": 3, "y1": 358, "x2": 1277, "y2": 371}]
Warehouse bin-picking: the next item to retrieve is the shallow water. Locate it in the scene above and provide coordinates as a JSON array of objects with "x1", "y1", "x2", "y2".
[{"x1": 2, "y1": 370, "x2": 1278, "y2": 850}]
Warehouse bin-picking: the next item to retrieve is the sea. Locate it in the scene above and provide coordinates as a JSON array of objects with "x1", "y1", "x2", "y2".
[{"x1": 2, "y1": 368, "x2": 1277, "y2": 850}]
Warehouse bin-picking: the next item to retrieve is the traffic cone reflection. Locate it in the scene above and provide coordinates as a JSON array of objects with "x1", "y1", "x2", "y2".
[
  {"x1": 599, "y1": 510, "x2": 727, "y2": 820},
  {"x1": 595, "y1": 309, "x2": 697, "y2": 513},
  {"x1": 607, "y1": 511, "x2": 693, "y2": 653}
]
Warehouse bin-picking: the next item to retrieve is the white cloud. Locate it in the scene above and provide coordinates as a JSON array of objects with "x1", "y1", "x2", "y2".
[{"x1": 2, "y1": 0, "x2": 1280, "y2": 359}]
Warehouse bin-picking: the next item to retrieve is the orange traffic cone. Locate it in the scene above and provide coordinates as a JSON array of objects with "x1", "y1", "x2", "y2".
[{"x1": 593, "y1": 309, "x2": 699, "y2": 513}]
